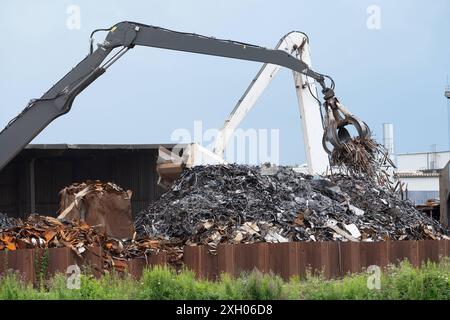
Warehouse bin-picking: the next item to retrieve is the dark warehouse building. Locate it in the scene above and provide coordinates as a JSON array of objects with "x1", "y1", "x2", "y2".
[{"x1": 0, "y1": 144, "x2": 175, "y2": 218}]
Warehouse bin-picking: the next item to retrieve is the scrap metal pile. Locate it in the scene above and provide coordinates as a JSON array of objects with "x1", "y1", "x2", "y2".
[
  {"x1": 0, "y1": 215, "x2": 104, "y2": 254},
  {"x1": 136, "y1": 164, "x2": 448, "y2": 247},
  {"x1": 330, "y1": 136, "x2": 395, "y2": 186},
  {"x1": 0, "y1": 213, "x2": 17, "y2": 230},
  {"x1": 1, "y1": 159, "x2": 448, "y2": 271},
  {"x1": 0, "y1": 214, "x2": 166, "y2": 271},
  {"x1": 58, "y1": 180, "x2": 135, "y2": 240}
]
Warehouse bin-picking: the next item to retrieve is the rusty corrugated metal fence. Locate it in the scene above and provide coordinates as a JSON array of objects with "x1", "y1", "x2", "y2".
[
  {"x1": 1, "y1": 240, "x2": 449, "y2": 283},
  {"x1": 184, "y1": 240, "x2": 450, "y2": 280}
]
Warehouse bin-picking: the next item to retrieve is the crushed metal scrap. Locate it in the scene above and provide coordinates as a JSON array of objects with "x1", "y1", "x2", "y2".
[
  {"x1": 135, "y1": 164, "x2": 449, "y2": 248},
  {"x1": 0, "y1": 214, "x2": 170, "y2": 272},
  {"x1": 0, "y1": 212, "x2": 18, "y2": 230},
  {"x1": 58, "y1": 180, "x2": 135, "y2": 239},
  {"x1": 330, "y1": 136, "x2": 395, "y2": 186},
  {"x1": 104, "y1": 237, "x2": 183, "y2": 271},
  {"x1": 0, "y1": 214, "x2": 104, "y2": 254}
]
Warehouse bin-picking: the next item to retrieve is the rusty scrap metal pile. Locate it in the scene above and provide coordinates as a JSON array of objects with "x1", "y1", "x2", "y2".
[
  {"x1": 135, "y1": 164, "x2": 448, "y2": 247},
  {"x1": 0, "y1": 214, "x2": 167, "y2": 271},
  {"x1": 330, "y1": 136, "x2": 395, "y2": 186},
  {"x1": 0, "y1": 215, "x2": 104, "y2": 253}
]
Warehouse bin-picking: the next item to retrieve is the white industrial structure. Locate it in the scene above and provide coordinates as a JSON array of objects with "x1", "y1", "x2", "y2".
[
  {"x1": 396, "y1": 150, "x2": 450, "y2": 172},
  {"x1": 381, "y1": 122, "x2": 449, "y2": 205},
  {"x1": 395, "y1": 150, "x2": 450, "y2": 204},
  {"x1": 382, "y1": 123, "x2": 395, "y2": 156}
]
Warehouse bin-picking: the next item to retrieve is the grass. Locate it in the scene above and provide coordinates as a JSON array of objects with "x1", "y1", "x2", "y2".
[{"x1": 0, "y1": 259, "x2": 449, "y2": 300}]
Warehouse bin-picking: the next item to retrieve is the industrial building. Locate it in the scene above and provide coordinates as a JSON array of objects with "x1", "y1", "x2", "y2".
[
  {"x1": 381, "y1": 122, "x2": 449, "y2": 205},
  {"x1": 0, "y1": 144, "x2": 174, "y2": 218},
  {"x1": 395, "y1": 150, "x2": 450, "y2": 204}
]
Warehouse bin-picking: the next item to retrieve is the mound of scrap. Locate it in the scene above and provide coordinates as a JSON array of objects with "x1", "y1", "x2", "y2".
[
  {"x1": 0, "y1": 180, "x2": 181, "y2": 272},
  {"x1": 0, "y1": 212, "x2": 18, "y2": 230},
  {"x1": 0, "y1": 214, "x2": 172, "y2": 271},
  {"x1": 135, "y1": 164, "x2": 448, "y2": 247},
  {"x1": 330, "y1": 136, "x2": 395, "y2": 185}
]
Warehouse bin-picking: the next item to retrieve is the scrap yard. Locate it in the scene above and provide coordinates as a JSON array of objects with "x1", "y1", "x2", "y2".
[
  {"x1": 1, "y1": 160, "x2": 449, "y2": 277},
  {"x1": 137, "y1": 164, "x2": 446, "y2": 243},
  {"x1": 1, "y1": 2, "x2": 450, "y2": 304}
]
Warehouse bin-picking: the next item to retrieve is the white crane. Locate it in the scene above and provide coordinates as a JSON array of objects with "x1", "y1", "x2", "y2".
[
  {"x1": 156, "y1": 29, "x2": 369, "y2": 185},
  {"x1": 213, "y1": 31, "x2": 329, "y2": 174},
  {"x1": 0, "y1": 21, "x2": 369, "y2": 184}
]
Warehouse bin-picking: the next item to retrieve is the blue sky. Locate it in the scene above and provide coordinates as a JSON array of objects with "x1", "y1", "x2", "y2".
[{"x1": 1, "y1": 0, "x2": 449, "y2": 164}]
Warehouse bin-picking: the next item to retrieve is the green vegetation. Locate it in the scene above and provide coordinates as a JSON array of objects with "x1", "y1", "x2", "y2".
[{"x1": 0, "y1": 259, "x2": 449, "y2": 300}]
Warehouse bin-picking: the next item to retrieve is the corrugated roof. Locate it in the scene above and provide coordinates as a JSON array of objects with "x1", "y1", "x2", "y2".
[
  {"x1": 25, "y1": 143, "x2": 180, "y2": 150},
  {"x1": 396, "y1": 150, "x2": 450, "y2": 156}
]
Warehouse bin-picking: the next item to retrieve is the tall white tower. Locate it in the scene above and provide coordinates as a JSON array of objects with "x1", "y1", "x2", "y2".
[
  {"x1": 382, "y1": 123, "x2": 396, "y2": 182},
  {"x1": 382, "y1": 123, "x2": 395, "y2": 156}
]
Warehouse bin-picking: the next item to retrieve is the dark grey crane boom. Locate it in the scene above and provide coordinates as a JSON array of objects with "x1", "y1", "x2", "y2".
[{"x1": 0, "y1": 21, "x2": 369, "y2": 171}]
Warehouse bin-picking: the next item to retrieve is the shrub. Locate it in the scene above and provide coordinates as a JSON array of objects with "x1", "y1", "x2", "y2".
[
  {"x1": 0, "y1": 271, "x2": 37, "y2": 300},
  {"x1": 138, "y1": 265, "x2": 181, "y2": 299},
  {"x1": 0, "y1": 259, "x2": 449, "y2": 300},
  {"x1": 238, "y1": 271, "x2": 286, "y2": 300}
]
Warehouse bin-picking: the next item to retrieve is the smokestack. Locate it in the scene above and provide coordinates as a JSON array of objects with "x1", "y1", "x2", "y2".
[{"x1": 383, "y1": 123, "x2": 394, "y2": 156}]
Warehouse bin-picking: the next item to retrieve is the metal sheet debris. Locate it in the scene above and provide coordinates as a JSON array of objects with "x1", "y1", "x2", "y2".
[
  {"x1": 330, "y1": 136, "x2": 395, "y2": 186},
  {"x1": 135, "y1": 164, "x2": 448, "y2": 246},
  {"x1": 0, "y1": 215, "x2": 104, "y2": 255},
  {"x1": 348, "y1": 205, "x2": 365, "y2": 216},
  {"x1": 343, "y1": 223, "x2": 361, "y2": 239},
  {"x1": 0, "y1": 213, "x2": 17, "y2": 230},
  {"x1": 58, "y1": 181, "x2": 135, "y2": 239},
  {"x1": 0, "y1": 214, "x2": 172, "y2": 272}
]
